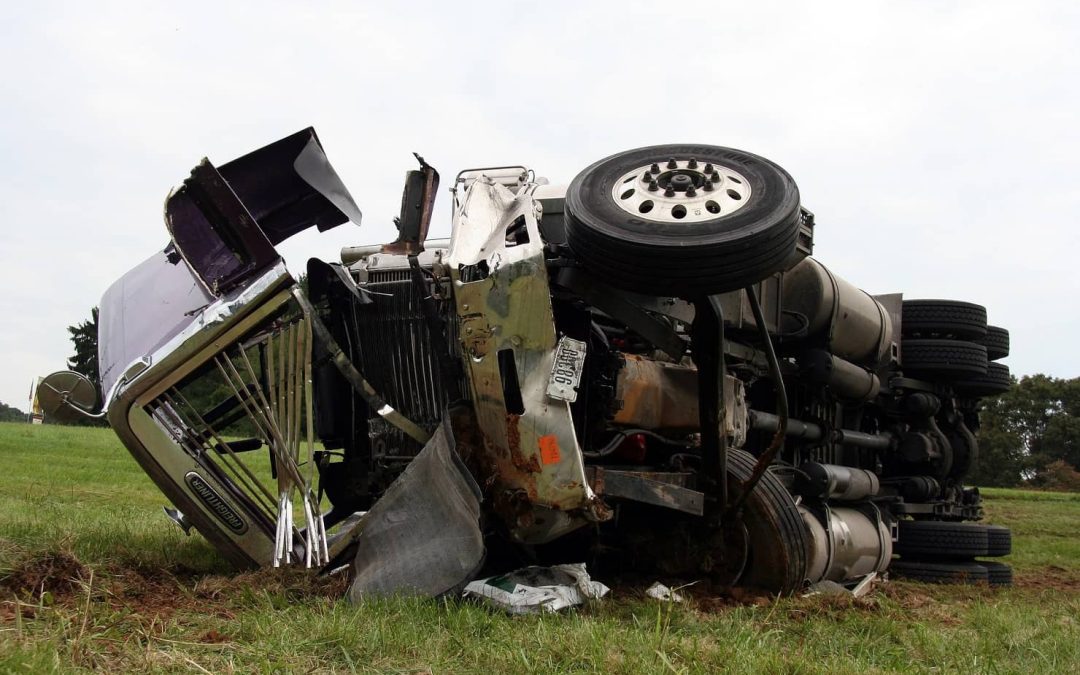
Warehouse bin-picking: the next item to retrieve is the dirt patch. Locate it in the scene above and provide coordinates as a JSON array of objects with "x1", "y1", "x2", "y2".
[
  {"x1": 200, "y1": 628, "x2": 231, "y2": 644},
  {"x1": 1, "y1": 550, "x2": 89, "y2": 601},
  {"x1": 201, "y1": 565, "x2": 350, "y2": 602},
  {"x1": 783, "y1": 590, "x2": 882, "y2": 620},
  {"x1": 104, "y1": 563, "x2": 350, "y2": 620},
  {"x1": 878, "y1": 583, "x2": 966, "y2": 625},
  {"x1": 1, "y1": 550, "x2": 350, "y2": 626},
  {"x1": 610, "y1": 577, "x2": 775, "y2": 611},
  {"x1": 104, "y1": 566, "x2": 216, "y2": 620},
  {"x1": 1014, "y1": 565, "x2": 1080, "y2": 593}
]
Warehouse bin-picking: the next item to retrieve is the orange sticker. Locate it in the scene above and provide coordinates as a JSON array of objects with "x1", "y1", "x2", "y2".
[{"x1": 538, "y1": 434, "x2": 561, "y2": 465}]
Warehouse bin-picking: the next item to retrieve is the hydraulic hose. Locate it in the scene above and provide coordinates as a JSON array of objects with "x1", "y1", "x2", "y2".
[{"x1": 729, "y1": 285, "x2": 788, "y2": 515}]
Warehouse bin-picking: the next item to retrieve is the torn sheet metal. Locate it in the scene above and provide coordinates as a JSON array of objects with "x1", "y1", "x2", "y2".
[
  {"x1": 446, "y1": 176, "x2": 606, "y2": 543},
  {"x1": 347, "y1": 419, "x2": 484, "y2": 601},
  {"x1": 463, "y1": 563, "x2": 610, "y2": 614},
  {"x1": 804, "y1": 572, "x2": 879, "y2": 598}
]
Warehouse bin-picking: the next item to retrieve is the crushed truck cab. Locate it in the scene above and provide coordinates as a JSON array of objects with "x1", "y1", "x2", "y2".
[{"x1": 50, "y1": 129, "x2": 1013, "y2": 594}]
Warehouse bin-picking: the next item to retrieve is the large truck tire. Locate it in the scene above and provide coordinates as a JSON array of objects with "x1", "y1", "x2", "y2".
[
  {"x1": 979, "y1": 325, "x2": 1010, "y2": 361},
  {"x1": 902, "y1": 300, "x2": 987, "y2": 340},
  {"x1": 894, "y1": 520, "x2": 989, "y2": 559},
  {"x1": 901, "y1": 339, "x2": 988, "y2": 380},
  {"x1": 565, "y1": 144, "x2": 803, "y2": 297},
  {"x1": 723, "y1": 448, "x2": 810, "y2": 594},
  {"x1": 954, "y1": 362, "x2": 1012, "y2": 398},
  {"x1": 985, "y1": 525, "x2": 1013, "y2": 557},
  {"x1": 890, "y1": 560, "x2": 989, "y2": 584},
  {"x1": 980, "y1": 561, "x2": 1014, "y2": 587}
]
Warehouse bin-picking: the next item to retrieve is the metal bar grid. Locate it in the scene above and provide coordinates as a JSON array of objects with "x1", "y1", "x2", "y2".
[{"x1": 147, "y1": 314, "x2": 328, "y2": 568}]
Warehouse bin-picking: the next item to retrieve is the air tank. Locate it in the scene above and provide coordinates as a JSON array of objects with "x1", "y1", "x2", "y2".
[{"x1": 782, "y1": 257, "x2": 895, "y2": 366}]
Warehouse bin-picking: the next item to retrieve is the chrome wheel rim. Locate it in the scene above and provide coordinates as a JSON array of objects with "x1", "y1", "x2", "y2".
[{"x1": 609, "y1": 157, "x2": 752, "y2": 223}]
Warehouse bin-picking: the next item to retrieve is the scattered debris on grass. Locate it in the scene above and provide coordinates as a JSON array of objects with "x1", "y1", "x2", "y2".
[
  {"x1": 463, "y1": 563, "x2": 610, "y2": 614},
  {"x1": 645, "y1": 582, "x2": 687, "y2": 602}
]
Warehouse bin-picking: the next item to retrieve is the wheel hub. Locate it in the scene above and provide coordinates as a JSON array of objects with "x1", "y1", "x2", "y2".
[
  {"x1": 610, "y1": 158, "x2": 752, "y2": 223},
  {"x1": 667, "y1": 173, "x2": 696, "y2": 191}
]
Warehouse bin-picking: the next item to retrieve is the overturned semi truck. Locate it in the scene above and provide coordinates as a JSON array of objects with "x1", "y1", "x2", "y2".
[{"x1": 42, "y1": 129, "x2": 1015, "y2": 594}]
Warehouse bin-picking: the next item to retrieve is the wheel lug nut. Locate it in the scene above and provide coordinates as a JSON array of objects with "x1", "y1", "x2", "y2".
[
  {"x1": 642, "y1": 171, "x2": 652, "y2": 181},
  {"x1": 686, "y1": 185, "x2": 697, "y2": 197},
  {"x1": 688, "y1": 158, "x2": 698, "y2": 169},
  {"x1": 648, "y1": 179, "x2": 659, "y2": 191},
  {"x1": 703, "y1": 181, "x2": 714, "y2": 192},
  {"x1": 704, "y1": 163, "x2": 714, "y2": 174},
  {"x1": 650, "y1": 163, "x2": 660, "y2": 173},
  {"x1": 664, "y1": 186, "x2": 676, "y2": 197},
  {"x1": 666, "y1": 158, "x2": 678, "y2": 169},
  {"x1": 711, "y1": 172, "x2": 721, "y2": 183}
]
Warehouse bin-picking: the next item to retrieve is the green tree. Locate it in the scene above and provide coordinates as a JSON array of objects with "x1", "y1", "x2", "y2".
[
  {"x1": 67, "y1": 307, "x2": 100, "y2": 387},
  {"x1": 971, "y1": 374, "x2": 1080, "y2": 487},
  {"x1": 1038, "y1": 377, "x2": 1080, "y2": 470},
  {"x1": 969, "y1": 385, "x2": 1030, "y2": 487},
  {"x1": 0, "y1": 401, "x2": 26, "y2": 422},
  {"x1": 61, "y1": 306, "x2": 108, "y2": 426}
]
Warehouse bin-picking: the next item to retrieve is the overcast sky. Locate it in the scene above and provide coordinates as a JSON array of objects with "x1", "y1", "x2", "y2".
[{"x1": 1, "y1": 1, "x2": 1078, "y2": 410}]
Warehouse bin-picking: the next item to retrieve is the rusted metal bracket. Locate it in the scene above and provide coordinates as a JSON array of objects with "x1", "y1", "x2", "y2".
[
  {"x1": 586, "y1": 467, "x2": 703, "y2": 516},
  {"x1": 691, "y1": 294, "x2": 728, "y2": 515},
  {"x1": 384, "y1": 153, "x2": 440, "y2": 255}
]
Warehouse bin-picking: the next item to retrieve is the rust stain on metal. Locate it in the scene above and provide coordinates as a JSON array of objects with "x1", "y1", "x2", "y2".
[
  {"x1": 506, "y1": 414, "x2": 541, "y2": 474},
  {"x1": 586, "y1": 466, "x2": 603, "y2": 493},
  {"x1": 586, "y1": 498, "x2": 613, "y2": 522},
  {"x1": 612, "y1": 353, "x2": 700, "y2": 431}
]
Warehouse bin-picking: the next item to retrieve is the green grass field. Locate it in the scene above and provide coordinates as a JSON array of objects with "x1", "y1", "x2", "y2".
[{"x1": 0, "y1": 422, "x2": 1077, "y2": 673}]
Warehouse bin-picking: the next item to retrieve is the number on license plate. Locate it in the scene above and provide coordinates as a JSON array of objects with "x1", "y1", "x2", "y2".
[{"x1": 547, "y1": 337, "x2": 587, "y2": 402}]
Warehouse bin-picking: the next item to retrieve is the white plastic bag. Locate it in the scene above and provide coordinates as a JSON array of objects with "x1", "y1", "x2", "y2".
[{"x1": 463, "y1": 563, "x2": 610, "y2": 614}]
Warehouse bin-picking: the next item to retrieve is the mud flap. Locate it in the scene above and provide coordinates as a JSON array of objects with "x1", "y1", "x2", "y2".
[{"x1": 347, "y1": 419, "x2": 484, "y2": 601}]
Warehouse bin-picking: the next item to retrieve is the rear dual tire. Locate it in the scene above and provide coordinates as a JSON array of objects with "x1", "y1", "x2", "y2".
[
  {"x1": 890, "y1": 521, "x2": 1013, "y2": 586},
  {"x1": 901, "y1": 339, "x2": 988, "y2": 379},
  {"x1": 902, "y1": 300, "x2": 987, "y2": 340},
  {"x1": 954, "y1": 362, "x2": 1012, "y2": 397},
  {"x1": 980, "y1": 326, "x2": 1010, "y2": 361},
  {"x1": 894, "y1": 520, "x2": 989, "y2": 558},
  {"x1": 889, "y1": 560, "x2": 990, "y2": 585}
]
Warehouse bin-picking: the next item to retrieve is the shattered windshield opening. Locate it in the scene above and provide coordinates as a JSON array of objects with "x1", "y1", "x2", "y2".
[{"x1": 98, "y1": 247, "x2": 213, "y2": 398}]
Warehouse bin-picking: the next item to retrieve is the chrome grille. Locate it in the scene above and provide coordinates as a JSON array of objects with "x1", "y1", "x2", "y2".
[{"x1": 352, "y1": 270, "x2": 464, "y2": 457}]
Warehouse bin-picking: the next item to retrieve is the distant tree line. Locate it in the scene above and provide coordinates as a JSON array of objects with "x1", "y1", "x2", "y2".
[
  {"x1": 0, "y1": 401, "x2": 26, "y2": 422},
  {"x1": 970, "y1": 374, "x2": 1080, "y2": 490}
]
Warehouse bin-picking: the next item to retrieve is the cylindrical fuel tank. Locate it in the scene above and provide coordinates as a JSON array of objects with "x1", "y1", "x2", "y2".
[
  {"x1": 800, "y1": 505, "x2": 892, "y2": 584},
  {"x1": 799, "y1": 349, "x2": 881, "y2": 401},
  {"x1": 797, "y1": 462, "x2": 880, "y2": 501},
  {"x1": 782, "y1": 257, "x2": 894, "y2": 366}
]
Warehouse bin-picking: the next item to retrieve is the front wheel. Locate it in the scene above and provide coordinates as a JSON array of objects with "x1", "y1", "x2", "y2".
[
  {"x1": 565, "y1": 144, "x2": 804, "y2": 297},
  {"x1": 720, "y1": 449, "x2": 810, "y2": 594}
]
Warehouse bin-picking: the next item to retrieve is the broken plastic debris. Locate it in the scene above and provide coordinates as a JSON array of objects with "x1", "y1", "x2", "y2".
[
  {"x1": 463, "y1": 563, "x2": 610, "y2": 614},
  {"x1": 645, "y1": 582, "x2": 686, "y2": 602},
  {"x1": 804, "y1": 572, "x2": 878, "y2": 598}
]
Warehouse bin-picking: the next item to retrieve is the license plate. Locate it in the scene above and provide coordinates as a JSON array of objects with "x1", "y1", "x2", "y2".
[{"x1": 547, "y1": 337, "x2": 587, "y2": 402}]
